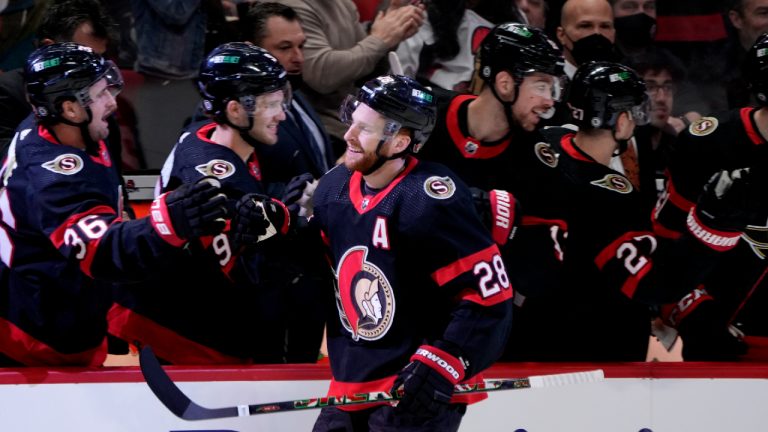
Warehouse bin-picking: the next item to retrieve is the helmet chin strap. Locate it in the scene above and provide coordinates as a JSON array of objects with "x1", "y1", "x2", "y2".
[
  {"x1": 612, "y1": 128, "x2": 629, "y2": 156},
  {"x1": 488, "y1": 77, "x2": 521, "y2": 142},
  {"x1": 58, "y1": 107, "x2": 100, "y2": 154},
  {"x1": 222, "y1": 113, "x2": 262, "y2": 148}
]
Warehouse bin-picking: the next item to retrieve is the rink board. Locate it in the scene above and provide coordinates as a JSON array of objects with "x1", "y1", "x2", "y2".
[{"x1": 0, "y1": 362, "x2": 766, "y2": 431}]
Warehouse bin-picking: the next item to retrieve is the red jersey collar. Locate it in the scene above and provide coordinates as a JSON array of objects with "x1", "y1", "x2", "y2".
[
  {"x1": 447, "y1": 95, "x2": 511, "y2": 159},
  {"x1": 349, "y1": 156, "x2": 419, "y2": 214}
]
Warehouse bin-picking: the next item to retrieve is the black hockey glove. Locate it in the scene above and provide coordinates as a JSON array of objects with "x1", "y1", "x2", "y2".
[
  {"x1": 282, "y1": 173, "x2": 317, "y2": 219},
  {"x1": 687, "y1": 168, "x2": 761, "y2": 251},
  {"x1": 677, "y1": 300, "x2": 747, "y2": 361},
  {"x1": 150, "y1": 177, "x2": 228, "y2": 246},
  {"x1": 470, "y1": 187, "x2": 520, "y2": 246},
  {"x1": 231, "y1": 193, "x2": 290, "y2": 249},
  {"x1": 391, "y1": 345, "x2": 466, "y2": 417}
]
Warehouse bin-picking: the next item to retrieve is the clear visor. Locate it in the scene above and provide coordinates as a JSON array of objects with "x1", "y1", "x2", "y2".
[
  {"x1": 339, "y1": 94, "x2": 402, "y2": 139},
  {"x1": 629, "y1": 95, "x2": 651, "y2": 126},
  {"x1": 521, "y1": 72, "x2": 566, "y2": 102},
  {"x1": 75, "y1": 61, "x2": 124, "y2": 106},
  {"x1": 239, "y1": 84, "x2": 292, "y2": 118}
]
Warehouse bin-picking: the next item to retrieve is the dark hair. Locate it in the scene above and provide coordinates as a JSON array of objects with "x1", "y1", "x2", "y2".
[
  {"x1": 728, "y1": 0, "x2": 745, "y2": 14},
  {"x1": 472, "y1": 0, "x2": 525, "y2": 25},
  {"x1": 37, "y1": 0, "x2": 113, "y2": 43},
  {"x1": 240, "y1": 2, "x2": 300, "y2": 45},
  {"x1": 425, "y1": 0, "x2": 465, "y2": 61},
  {"x1": 625, "y1": 48, "x2": 686, "y2": 82}
]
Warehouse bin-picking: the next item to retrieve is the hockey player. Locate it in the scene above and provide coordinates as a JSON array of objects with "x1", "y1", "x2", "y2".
[
  {"x1": 509, "y1": 61, "x2": 740, "y2": 361},
  {"x1": 310, "y1": 74, "x2": 513, "y2": 431},
  {"x1": 109, "y1": 42, "x2": 320, "y2": 364},
  {"x1": 653, "y1": 33, "x2": 768, "y2": 361},
  {"x1": 0, "y1": 43, "x2": 227, "y2": 366}
]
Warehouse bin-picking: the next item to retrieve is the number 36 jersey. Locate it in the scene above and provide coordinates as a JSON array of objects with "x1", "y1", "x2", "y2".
[{"x1": 312, "y1": 157, "x2": 513, "y2": 400}]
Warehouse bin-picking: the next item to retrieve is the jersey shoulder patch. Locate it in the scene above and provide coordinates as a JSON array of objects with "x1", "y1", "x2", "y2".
[
  {"x1": 195, "y1": 159, "x2": 236, "y2": 179},
  {"x1": 534, "y1": 142, "x2": 559, "y2": 167},
  {"x1": 688, "y1": 116, "x2": 719, "y2": 136},
  {"x1": 423, "y1": 175, "x2": 456, "y2": 199},
  {"x1": 590, "y1": 173, "x2": 633, "y2": 194},
  {"x1": 41, "y1": 153, "x2": 84, "y2": 175}
]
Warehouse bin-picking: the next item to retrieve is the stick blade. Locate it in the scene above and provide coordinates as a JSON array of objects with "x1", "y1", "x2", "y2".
[
  {"x1": 528, "y1": 369, "x2": 605, "y2": 388},
  {"x1": 139, "y1": 346, "x2": 195, "y2": 419}
]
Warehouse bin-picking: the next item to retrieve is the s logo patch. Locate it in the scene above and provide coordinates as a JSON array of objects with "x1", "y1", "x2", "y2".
[
  {"x1": 195, "y1": 159, "x2": 236, "y2": 179},
  {"x1": 42, "y1": 154, "x2": 83, "y2": 175},
  {"x1": 424, "y1": 176, "x2": 456, "y2": 199},
  {"x1": 534, "y1": 142, "x2": 558, "y2": 167},
  {"x1": 689, "y1": 117, "x2": 718, "y2": 136},
  {"x1": 590, "y1": 174, "x2": 633, "y2": 194}
]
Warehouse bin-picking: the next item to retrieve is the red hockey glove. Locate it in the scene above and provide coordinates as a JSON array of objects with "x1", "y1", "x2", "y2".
[
  {"x1": 150, "y1": 177, "x2": 228, "y2": 246},
  {"x1": 688, "y1": 168, "x2": 761, "y2": 251},
  {"x1": 391, "y1": 345, "x2": 466, "y2": 416},
  {"x1": 231, "y1": 193, "x2": 290, "y2": 249},
  {"x1": 470, "y1": 188, "x2": 520, "y2": 246}
]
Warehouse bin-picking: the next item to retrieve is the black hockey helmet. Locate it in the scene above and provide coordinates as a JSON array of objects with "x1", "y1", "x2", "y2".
[
  {"x1": 744, "y1": 32, "x2": 768, "y2": 106},
  {"x1": 567, "y1": 61, "x2": 650, "y2": 130},
  {"x1": 198, "y1": 42, "x2": 289, "y2": 120},
  {"x1": 478, "y1": 22, "x2": 564, "y2": 85},
  {"x1": 340, "y1": 74, "x2": 436, "y2": 153},
  {"x1": 25, "y1": 42, "x2": 123, "y2": 123}
]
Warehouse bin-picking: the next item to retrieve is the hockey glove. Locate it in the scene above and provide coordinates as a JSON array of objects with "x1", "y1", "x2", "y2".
[
  {"x1": 231, "y1": 193, "x2": 290, "y2": 249},
  {"x1": 391, "y1": 345, "x2": 465, "y2": 417},
  {"x1": 150, "y1": 177, "x2": 228, "y2": 246},
  {"x1": 677, "y1": 300, "x2": 747, "y2": 361},
  {"x1": 687, "y1": 168, "x2": 760, "y2": 251},
  {"x1": 282, "y1": 173, "x2": 318, "y2": 218},
  {"x1": 470, "y1": 188, "x2": 520, "y2": 246}
]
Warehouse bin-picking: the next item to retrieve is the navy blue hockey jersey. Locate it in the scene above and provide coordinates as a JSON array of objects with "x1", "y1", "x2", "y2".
[
  {"x1": 312, "y1": 156, "x2": 513, "y2": 408},
  {"x1": 0, "y1": 117, "x2": 183, "y2": 366},
  {"x1": 109, "y1": 121, "x2": 275, "y2": 364},
  {"x1": 654, "y1": 108, "x2": 768, "y2": 343}
]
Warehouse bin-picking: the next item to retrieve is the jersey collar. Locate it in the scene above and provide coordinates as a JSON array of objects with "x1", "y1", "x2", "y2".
[
  {"x1": 349, "y1": 156, "x2": 418, "y2": 214},
  {"x1": 447, "y1": 94, "x2": 512, "y2": 159}
]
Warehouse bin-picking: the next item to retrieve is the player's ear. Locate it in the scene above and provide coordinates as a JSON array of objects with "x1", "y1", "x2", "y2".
[
  {"x1": 224, "y1": 99, "x2": 243, "y2": 123},
  {"x1": 391, "y1": 130, "x2": 411, "y2": 154},
  {"x1": 60, "y1": 100, "x2": 82, "y2": 121},
  {"x1": 494, "y1": 71, "x2": 515, "y2": 100}
]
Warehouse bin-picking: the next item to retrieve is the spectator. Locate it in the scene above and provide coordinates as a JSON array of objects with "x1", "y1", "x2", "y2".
[
  {"x1": 237, "y1": 1, "x2": 335, "y2": 363},
  {"x1": 626, "y1": 48, "x2": 687, "y2": 211},
  {"x1": 275, "y1": 0, "x2": 425, "y2": 155},
  {"x1": 724, "y1": 0, "x2": 768, "y2": 108},
  {"x1": 0, "y1": 43, "x2": 227, "y2": 366},
  {"x1": 610, "y1": 0, "x2": 656, "y2": 56},
  {"x1": 556, "y1": 0, "x2": 619, "y2": 78},
  {"x1": 310, "y1": 74, "x2": 512, "y2": 431},
  {"x1": 109, "y1": 43, "x2": 314, "y2": 364},
  {"x1": 395, "y1": 0, "x2": 493, "y2": 92}
]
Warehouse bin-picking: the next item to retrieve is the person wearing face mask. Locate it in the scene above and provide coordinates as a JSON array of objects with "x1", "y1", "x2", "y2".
[
  {"x1": 556, "y1": 0, "x2": 621, "y2": 79},
  {"x1": 610, "y1": 0, "x2": 657, "y2": 56}
]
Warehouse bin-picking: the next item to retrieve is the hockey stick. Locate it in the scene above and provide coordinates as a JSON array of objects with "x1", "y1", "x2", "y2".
[
  {"x1": 139, "y1": 346, "x2": 604, "y2": 421},
  {"x1": 388, "y1": 51, "x2": 404, "y2": 76}
]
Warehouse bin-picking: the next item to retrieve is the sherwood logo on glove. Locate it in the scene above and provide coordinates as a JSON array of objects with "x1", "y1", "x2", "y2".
[{"x1": 413, "y1": 347, "x2": 464, "y2": 382}]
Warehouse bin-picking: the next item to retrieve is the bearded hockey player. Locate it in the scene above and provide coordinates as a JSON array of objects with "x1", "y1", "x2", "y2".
[
  {"x1": 0, "y1": 43, "x2": 227, "y2": 366},
  {"x1": 310, "y1": 74, "x2": 513, "y2": 431}
]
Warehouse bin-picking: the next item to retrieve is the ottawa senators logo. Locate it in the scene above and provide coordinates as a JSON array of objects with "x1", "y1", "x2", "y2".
[
  {"x1": 590, "y1": 173, "x2": 633, "y2": 194},
  {"x1": 534, "y1": 142, "x2": 558, "y2": 168},
  {"x1": 195, "y1": 159, "x2": 236, "y2": 179},
  {"x1": 423, "y1": 176, "x2": 456, "y2": 199},
  {"x1": 689, "y1": 117, "x2": 719, "y2": 136},
  {"x1": 42, "y1": 154, "x2": 83, "y2": 175},
  {"x1": 335, "y1": 247, "x2": 395, "y2": 341}
]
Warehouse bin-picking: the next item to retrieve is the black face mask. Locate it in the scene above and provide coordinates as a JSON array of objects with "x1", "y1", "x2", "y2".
[
  {"x1": 570, "y1": 33, "x2": 622, "y2": 65},
  {"x1": 615, "y1": 13, "x2": 656, "y2": 48}
]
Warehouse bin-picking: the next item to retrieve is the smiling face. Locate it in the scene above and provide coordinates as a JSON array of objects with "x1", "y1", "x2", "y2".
[
  {"x1": 246, "y1": 89, "x2": 287, "y2": 145},
  {"x1": 512, "y1": 72, "x2": 558, "y2": 131},
  {"x1": 342, "y1": 103, "x2": 394, "y2": 173}
]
